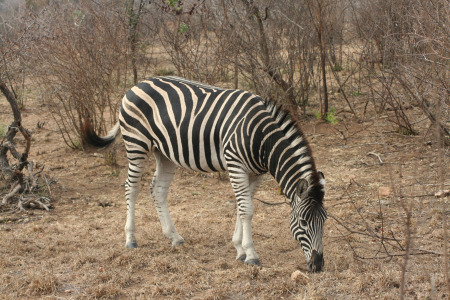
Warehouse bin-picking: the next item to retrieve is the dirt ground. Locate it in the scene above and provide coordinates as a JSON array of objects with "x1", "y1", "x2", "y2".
[{"x1": 0, "y1": 93, "x2": 448, "y2": 299}]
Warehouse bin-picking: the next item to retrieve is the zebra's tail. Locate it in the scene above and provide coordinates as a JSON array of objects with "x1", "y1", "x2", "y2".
[{"x1": 82, "y1": 121, "x2": 120, "y2": 148}]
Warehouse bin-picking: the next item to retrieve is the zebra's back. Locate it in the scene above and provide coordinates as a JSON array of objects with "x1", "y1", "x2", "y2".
[{"x1": 119, "y1": 76, "x2": 264, "y2": 172}]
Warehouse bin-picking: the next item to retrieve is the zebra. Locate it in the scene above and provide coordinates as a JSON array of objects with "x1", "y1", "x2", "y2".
[{"x1": 85, "y1": 76, "x2": 327, "y2": 272}]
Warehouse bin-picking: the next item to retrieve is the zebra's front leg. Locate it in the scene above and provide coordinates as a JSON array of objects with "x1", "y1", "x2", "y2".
[
  {"x1": 231, "y1": 173, "x2": 261, "y2": 266},
  {"x1": 151, "y1": 151, "x2": 184, "y2": 246}
]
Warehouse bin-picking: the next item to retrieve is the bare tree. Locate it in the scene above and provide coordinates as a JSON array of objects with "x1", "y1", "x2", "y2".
[
  {"x1": 26, "y1": 0, "x2": 153, "y2": 148},
  {"x1": 0, "y1": 4, "x2": 52, "y2": 210},
  {"x1": 0, "y1": 77, "x2": 32, "y2": 205},
  {"x1": 352, "y1": 0, "x2": 449, "y2": 137}
]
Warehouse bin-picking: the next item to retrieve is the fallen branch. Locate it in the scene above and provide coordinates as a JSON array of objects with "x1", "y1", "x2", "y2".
[
  {"x1": 254, "y1": 197, "x2": 289, "y2": 206},
  {"x1": 43, "y1": 174, "x2": 52, "y2": 196},
  {"x1": 367, "y1": 152, "x2": 383, "y2": 164},
  {"x1": 2, "y1": 183, "x2": 21, "y2": 205},
  {"x1": 19, "y1": 196, "x2": 52, "y2": 211},
  {"x1": 32, "y1": 197, "x2": 51, "y2": 211}
]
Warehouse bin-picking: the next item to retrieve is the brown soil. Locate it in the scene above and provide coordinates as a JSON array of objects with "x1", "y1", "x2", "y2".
[{"x1": 0, "y1": 95, "x2": 448, "y2": 299}]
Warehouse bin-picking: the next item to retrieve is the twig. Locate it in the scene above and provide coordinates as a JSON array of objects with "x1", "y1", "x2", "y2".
[
  {"x1": 328, "y1": 213, "x2": 397, "y2": 241},
  {"x1": 352, "y1": 251, "x2": 440, "y2": 260},
  {"x1": 333, "y1": 127, "x2": 348, "y2": 144},
  {"x1": 367, "y1": 152, "x2": 383, "y2": 164},
  {"x1": 389, "y1": 229, "x2": 405, "y2": 252},
  {"x1": 326, "y1": 54, "x2": 359, "y2": 118},
  {"x1": 273, "y1": 10, "x2": 304, "y2": 30},
  {"x1": 43, "y1": 174, "x2": 52, "y2": 196},
  {"x1": 17, "y1": 196, "x2": 25, "y2": 211},
  {"x1": 377, "y1": 195, "x2": 391, "y2": 257},
  {"x1": 254, "y1": 197, "x2": 289, "y2": 206},
  {"x1": 27, "y1": 162, "x2": 38, "y2": 190},
  {"x1": 254, "y1": 233, "x2": 273, "y2": 239}
]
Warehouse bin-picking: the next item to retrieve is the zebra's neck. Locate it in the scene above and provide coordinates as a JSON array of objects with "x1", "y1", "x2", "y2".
[{"x1": 259, "y1": 105, "x2": 317, "y2": 199}]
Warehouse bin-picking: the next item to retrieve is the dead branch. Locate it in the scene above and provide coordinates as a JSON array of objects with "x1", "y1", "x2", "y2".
[
  {"x1": 329, "y1": 213, "x2": 397, "y2": 242},
  {"x1": 326, "y1": 54, "x2": 358, "y2": 118},
  {"x1": 392, "y1": 72, "x2": 449, "y2": 137},
  {"x1": 0, "y1": 69, "x2": 52, "y2": 213},
  {"x1": 42, "y1": 174, "x2": 53, "y2": 196},
  {"x1": 2, "y1": 183, "x2": 21, "y2": 205},
  {"x1": 254, "y1": 197, "x2": 289, "y2": 206},
  {"x1": 0, "y1": 77, "x2": 21, "y2": 124},
  {"x1": 367, "y1": 152, "x2": 383, "y2": 164}
]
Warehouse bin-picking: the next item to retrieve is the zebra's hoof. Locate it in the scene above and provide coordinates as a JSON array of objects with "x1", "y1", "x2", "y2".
[
  {"x1": 126, "y1": 242, "x2": 138, "y2": 248},
  {"x1": 172, "y1": 238, "x2": 184, "y2": 247},
  {"x1": 236, "y1": 254, "x2": 246, "y2": 262},
  {"x1": 245, "y1": 259, "x2": 261, "y2": 267}
]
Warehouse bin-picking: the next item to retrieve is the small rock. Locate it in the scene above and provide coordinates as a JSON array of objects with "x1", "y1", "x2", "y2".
[{"x1": 378, "y1": 186, "x2": 392, "y2": 197}]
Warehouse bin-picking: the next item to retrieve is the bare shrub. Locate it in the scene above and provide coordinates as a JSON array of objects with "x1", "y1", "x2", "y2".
[
  {"x1": 351, "y1": 0, "x2": 449, "y2": 137},
  {"x1": 156, "y1": 0, "x2": 235, "y2": 83},
  {"x1": 156, "y1": 0, "x2": 349, "y2": 119},
  {"x1": 0, "y1": 3, "x2": 55, "y2": 212},
  {"x1": 26, "y1": 1, "x2": 152, "y2": 148}
]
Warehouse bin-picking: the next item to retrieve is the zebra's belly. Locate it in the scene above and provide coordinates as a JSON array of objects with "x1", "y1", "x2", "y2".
[{"x1": 154, "y1": 130, "x2": 228, "y2": 173}]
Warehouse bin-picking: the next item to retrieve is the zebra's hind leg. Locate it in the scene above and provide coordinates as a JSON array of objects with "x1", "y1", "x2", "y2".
[
  {"x1": 151, "y1": 151, "x2": 184, "y2": 247},
  {"x1": 124, "y1": 159, "x2": 146, "y2": 249}
]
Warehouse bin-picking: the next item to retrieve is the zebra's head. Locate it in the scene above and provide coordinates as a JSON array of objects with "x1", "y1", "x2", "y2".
[{"x1": 290, "y1": 171, "x2": 327, "y2": 272}]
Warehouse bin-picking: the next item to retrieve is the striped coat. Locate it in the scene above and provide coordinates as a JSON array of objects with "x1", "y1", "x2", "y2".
[{"x1": 86, "y1": 76, "x2": 327, "y2": 271}]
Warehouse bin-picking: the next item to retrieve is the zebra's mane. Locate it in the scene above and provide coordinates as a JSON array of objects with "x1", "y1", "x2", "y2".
[
  {"x1": 263, "y1": 100, "x2": 323, "y2": 191},
  {"x1": 264, "y1": 100, "x2": 309, "y2": 151}
]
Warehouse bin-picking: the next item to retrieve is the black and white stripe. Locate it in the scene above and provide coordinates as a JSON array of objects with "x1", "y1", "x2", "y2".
[{"x1": 86, "y1": 76, "x2": 327, "y2": 271}]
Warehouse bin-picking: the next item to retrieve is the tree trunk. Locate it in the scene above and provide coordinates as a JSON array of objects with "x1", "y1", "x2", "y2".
[
  {"x1": 128, "y1": 0, "x2": 145, "y2": 85},
  {"x1": 0, "y1": 77, "x2": 31, "y2": 174},
  {"x1": 316, "y1": 2, "x2": 328, "y2": 119},
  {"x1": 241, "y1": 0, "x2": 298, "y2": 117},
  {"x1": 307, "y1": 0, "x2": 329, "y2": 119},
  {"x1": 0, "y1": 78, "x2": 21, "y2": 126}
]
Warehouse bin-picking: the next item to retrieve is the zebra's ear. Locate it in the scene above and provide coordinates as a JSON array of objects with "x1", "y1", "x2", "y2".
[
  {"x1": 296, "y1": 178, "x2": 309, "y2": 198},
  {"x1": 318, "y1": 170, "x2": 325, "y2": 187}
]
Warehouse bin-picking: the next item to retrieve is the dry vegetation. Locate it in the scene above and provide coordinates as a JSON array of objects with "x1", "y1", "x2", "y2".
[
  {"x1": 0, "y1": 94, "x2": 448, "y2": 299},
  {"x1": 0, "y1": 0, "x2": 448, "y2": 299}
]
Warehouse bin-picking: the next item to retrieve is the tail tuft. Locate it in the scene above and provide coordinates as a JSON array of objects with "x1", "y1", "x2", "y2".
[{"x1": 82, "y1": 121, "x2": 120, "y2": 148}]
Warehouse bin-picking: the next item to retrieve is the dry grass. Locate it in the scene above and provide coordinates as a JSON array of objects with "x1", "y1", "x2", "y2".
[{"x1": 0, "y1": 95, "x2": 448, "y2": 299}]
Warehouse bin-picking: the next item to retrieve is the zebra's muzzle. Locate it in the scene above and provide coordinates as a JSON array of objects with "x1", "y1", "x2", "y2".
[{"x1": 307, "y1": 250, "x2": 324, "y2": 272}]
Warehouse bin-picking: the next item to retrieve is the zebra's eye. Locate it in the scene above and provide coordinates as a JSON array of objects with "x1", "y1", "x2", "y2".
[{"x1": 300, "y1": 219, "x2": 308, "y2": 227}]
